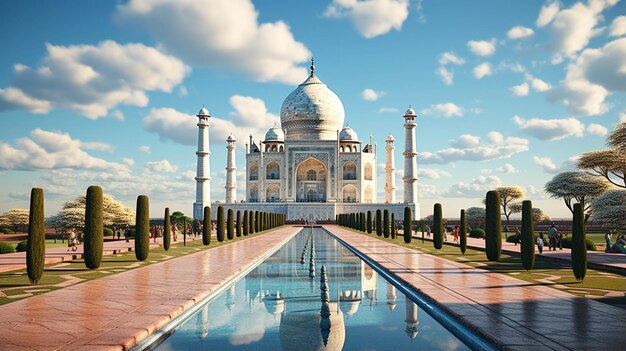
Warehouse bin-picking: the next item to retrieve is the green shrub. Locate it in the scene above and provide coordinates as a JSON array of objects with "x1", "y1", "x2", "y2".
[
  {"x1": 521, "y1": 200, "x2": 535, "y2": 271},
  {"x1": 383, "y1": 210, "x2": 390, "y2": 238},
  {"x1": 15, "y1": 240, "x2": 28, "y2": 252},
  {"x1": 249, "y1": 211, "x2": 255, "y2": 235},
  {"x1": 469, "y1": 228, "x2": 485, "y2": 238},
  {"x1": 203, "y1": 206, "x2": 211, "y2": 245},
  {"x1": 367, "y1": 211, "x2": 373, "y2": 234},
  {"x1": 84, "y1": 185, "x2": 104, "y2": 269},
  {"x1": 243, "y1": 210, "x2": 249, "y2": 236},
  {"x1": 27, "y1": 188, "x2": 45, "y2": 284},
  {"x1": 0, "y1": 242, "x2": 15, "y2": 254},
  {"x1": 561, "y1": 237, "x2": 595, "y2": 251},
  {"x1": 433, "y1": 203, "x2": 443, "y2": 249},
  {"x1": 376, "y1": 210, "x2": 382, "y2": 236},
  {"x1": 403, "y1": 207, "x2": 412, "y2": 244},
  {"x1": 390, "y1": 213, "x2": 396, "y2": 239},
  {"x1": 485, "y1": 190, "x2": 502, "y2": 262},
  {"x1": 505, "y1": 236, "x2": 518, "y2": 243},
  {"x1": 571, "y1": 203, "x2": 587, "y2": 281},
  {"x1": 135, "y1": 195, "x2": 150, "y2": 261},
  {"x1": 1, "y1": 228, "x2": 11, "y2": 234},
  {"x1": 103, "y1": 227, "x2": 114, "y2": 237},
  {"x1": 460, "y1": 209, "x2": 467, "y2": 254},
  {"x1": 217, "y1": 206, "x2": 225, "y2": 242},
  {"x1": 164, "y1": 208, "x2": 171, "y2": 251},
  {"x1": 227, "y1": 209, "x2": 235, "y2": 240}
]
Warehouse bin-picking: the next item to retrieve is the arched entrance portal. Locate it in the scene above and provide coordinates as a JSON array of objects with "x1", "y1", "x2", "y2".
[{"x1": 296, "y1": 158, "x2": 327, "y2": 202}]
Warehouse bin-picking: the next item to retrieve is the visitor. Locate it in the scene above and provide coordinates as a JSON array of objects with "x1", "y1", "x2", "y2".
[
  {"x1": 117, "y1": 228, "x2": 121, "y2": 240},
  {"x1": 547, "y1": 223, "x2": 558, "y2": 251},
  {"x1": 605, "y1": 231, "x2": 613, "y2": 253},
  {"x1": 557, "y1": 231, "x2": 564, "y2": 250},
  {"x1": 537, "y1": 232, "x2": 544, "y2": 254},
  {"x1": 453, "y1": 226, "x2": 459, "y2": 244},
  {"x1": 125, "y1": 227, "x2": 130, "y2": 242},
  {"x1": 68, "y1": 229, "x2": 77, "y2": 252},
  {"x1": 515, "y1": 226, "x2": 521, "y2": 246},
  {"x1": 172, "y1": 224, "x2": 178, "y2": 241},
  {"x1": 426, "y1": 225, "x2": 431, "y2": 238}
]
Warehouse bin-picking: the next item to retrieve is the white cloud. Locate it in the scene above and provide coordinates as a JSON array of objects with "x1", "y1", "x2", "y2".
[
  {"x1": 587, "y1": 123, "x2": 609, "y2": 136},
  {"x1": 122, "y1": 158, "x2": 135, "y2": 166},
  {"x1": 549, "y1": 37, "x2": 626, "y2": 116},
  {"x1": 145, "y1": 160, "x2": 178, "y2": 173},
  {"x1": 511, "y1": 82, "x2": 530, "y2": 96},
  {"x1": 361, "y1": 88, "x2": 385, "y2": 101},
  {"x1": 538, "y1": 0, "x2": 619, "y2": 58},
  {"x1": 439, "y1": 52, "x2": 465, "y2": 65},
  {"x1": 110, "y1": 110, "x2": 125, "y2": 121},
  {"x1": 421, "y1": 103, "x2": 463, "y2": 117},
  {"x1": 620, "y1": 109, "x2": 626, "y2": 122},
  {"x1": 530, "y1": 78, "x2": 552, "y2": 92},
  {"x1": 143, "y1": 95, "x2": 277, "y2": 147},
  {"x1": 507, "y1": 26, "x2": 534, "y2": 40},
  {"x1": 324, "y1": 0, "x2": 410, "y2": 39},
  {"x1": 116, "y1": 0, "x2": 310, "y2": 85},
  {"x1": 437, "y1": 66, "x2": 454, "y2": 85},
  {"x1": 467, "y1": 39, "x2": 497, "y2": 57},
  {"x1": 138, "y1": 145, "x2": 151, "y2": 154},
  {"x1": 0, "y1": 129, "x2": 126, "y2": 171},
  {"x1": 0, "y1": 41, "x2": 189, "y2": 119},
  {"x1": 533, "y1": 155, "x2": 579, "y2": 174},
  {"x1": 443, "y1": 175, "x2": 502, "y2": 198},
  {"x1": 609, "y1": 16, "x2": 626, "y2": 37},
  {"x1": 178, "y1": 85, "x2": 188, "y2": 97},
  {"x1": 513, "y1": 115, "x2": 585, "y2": 141},
  {"x1": 482, "y1": 163, "x2": 518, "y2": 174},
  {"x1": 419, "y1": 131, "x2": 529, "y2": 164},
  {"x1": 417, "y1": 168, "x2": 451, "y2": 180},
  {"x1": 473, "y1": 62, "x2": 493, "y2": 79},
  {"x1": 378, "y1": 107, "x2": 398, "y2": 113}
]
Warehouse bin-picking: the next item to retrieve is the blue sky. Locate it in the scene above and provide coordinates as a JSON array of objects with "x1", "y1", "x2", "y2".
[{"x1": 0, "y1": 0, "x2": 624, "y2": 218}]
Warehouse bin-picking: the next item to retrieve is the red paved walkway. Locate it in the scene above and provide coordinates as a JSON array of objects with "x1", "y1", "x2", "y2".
[
  {"x1": 326, "y1": 225, "x2": 626, "y2": 351},
  {"x1": 0, "y1": 226, "x2": 300, "y2": 350}
]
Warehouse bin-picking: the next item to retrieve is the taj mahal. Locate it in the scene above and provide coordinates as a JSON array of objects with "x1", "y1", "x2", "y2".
[{"x1": 192, "y1": 61, "x2": 420, "y2": 222}]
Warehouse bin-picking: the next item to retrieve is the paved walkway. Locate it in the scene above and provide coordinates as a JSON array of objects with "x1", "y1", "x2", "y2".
[
  {"x1": 415, "y1": 232, "x2": 626, "y2": 274},
  {"x1": 0, "y1": 236, "x2": 202, "y2": 273},
  {"x1": 0, "y1": 226, "x2": 300, "y2": 350},
  {"x1": 327, "y1": 225, "x2": 626, "y2": 350}
]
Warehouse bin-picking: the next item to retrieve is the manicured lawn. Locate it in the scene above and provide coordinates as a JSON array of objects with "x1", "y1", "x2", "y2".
[{"x1": 3, "y1": 239, "x2": 69, "y2": 250}]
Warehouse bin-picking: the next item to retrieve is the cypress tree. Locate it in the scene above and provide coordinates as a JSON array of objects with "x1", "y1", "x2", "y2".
[
  {"x1": 485, "y1": 190, "x2": 502, "y2": 261},
  {"x1": 236, "y1": 210, "x2": 242, "y2": 237},
  {"x1": 243, "y1": 210, "x2": 249, "y2": 236},
  {"x1": 433, "y1": 203, "x2": 443, "y2": 249},
  {"x1": 376, "y1": 210, "x2": 382, "y2": 236},
  {"x1": 572, "y1": 203, "x2": 587, "y2": 281},
  {"x1": 202, "y1": 206, "x2": 211, "y2": 245},
  {"x1": 84, "y1": 185, "x2": 103, "y2": 269},
  {"x1": 460, "y1": 209, "x2": 467, "y2": 254},
  {"x1": 391, "y1": 213, "x2": 396, "y2": 239},
  {"x1": 255, "y1": 211, "x2": 260, "y2": 233},
  {"x1": 383, "y1": 209, "x2": 390, "y2": 238},
  {"x1": 217, "y1": 206, "x2": 225, "y2": 242},
  {"x1": 26, "y1": 188, "x2": 45, "y2": 284},
  {"x1": 367, "y1": 211, "x2": 373, "y2": 234},
  {"x1": 521, "y1": 200, "x2": 535, "y2": 270},
  {"x1": 163, "y1": 208, "x2": 171, "y2": 251},
  {"x1": 227, "y1": 209, "x2": 234, "y2": 240},
  {"x1": 249, "y1": 210, "x2": 255, "y2": 234},
  {"x1": 135, "y1": 195, "x2": 149, "y2": 261},
  {"x1": 361, "y1": 212, "x2": 366, "y2": 232},
  {"x1": 404, "y1": 206, "x2": 412, "y2": 244}
]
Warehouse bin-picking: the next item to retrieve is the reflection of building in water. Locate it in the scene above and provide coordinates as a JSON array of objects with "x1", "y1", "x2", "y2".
[
  {"x1": 225, "y1": 286, "x2": 236, "y2": 311},
  {"x1": 404, "y1": 296, "x2": 419, "y2": 340},
  {"x1": 196, "y1": 304, "x2": 209, "y2": 341},
  {"x1": 279, "y1": 302, "x2": 345, "y2": 351},
  {"x1": 386, "y1": 282, "x2": 397, "y2": 311}
]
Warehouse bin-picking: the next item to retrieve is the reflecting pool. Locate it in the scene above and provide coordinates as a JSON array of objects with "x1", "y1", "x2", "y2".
[{"x1": 151, "y1": 228, "x2": 471, "y2": 350}]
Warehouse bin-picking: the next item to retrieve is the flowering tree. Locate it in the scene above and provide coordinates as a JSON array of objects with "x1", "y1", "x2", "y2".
[
  {"x1": 48, "y1": 194, "x2": 134, "y2": 231},
  {"x1": 577, "y1": 122, "x2": 625, "y2": 188},
  {"x1": 545, "y1": 171, "x2": 611, "y2": 221},
  {"x1": 0, "y1": 208, "x2": 30, "y2": 232},
  {"x1": 591, "y1": 190, "x2": 626, "y2": 233},
  {"x1": 465, "y1": 207, "x2": 485, "y2": 229}
]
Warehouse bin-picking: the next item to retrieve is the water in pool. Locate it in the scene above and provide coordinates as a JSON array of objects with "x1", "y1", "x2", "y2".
[{"x1": 152, "y1": 228, "x2": 471, "y2": 350}]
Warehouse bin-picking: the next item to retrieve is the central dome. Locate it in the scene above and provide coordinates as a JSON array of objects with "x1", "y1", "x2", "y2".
[{"x1": 280, "y1": 72, "x2": 345, "y2": 141}]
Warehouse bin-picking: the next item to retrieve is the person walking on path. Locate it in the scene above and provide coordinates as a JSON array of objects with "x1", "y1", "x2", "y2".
[
  {"x1": 537, "y1": 232, "x2": 545, "y2": 254},
  {"x1": 547, "y1": 223, "x2": 558, "y2": 251},
  {"x1": 514, "y1": 226, "x2": 521, "y2": 246},
  {"x1": 453, "y1": 226, "x2": 459, "y2": 244},
  {"x1": 605, "y1": 231, "x2": 613, "y2": 253},
  {"x1": 426, "y1": 225, "x2": 431, "y2": 238}
]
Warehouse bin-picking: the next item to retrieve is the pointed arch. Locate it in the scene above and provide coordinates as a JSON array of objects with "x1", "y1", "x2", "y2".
[
  {"x1": 364, "y1": 162, "x2": 373, "y2": 181},
  {"x1": 249, "y1": 162, "x2": 258, "y2": 180},
  {"x1": 266, "y1": 161, "x2": 280, "y2": 180}
]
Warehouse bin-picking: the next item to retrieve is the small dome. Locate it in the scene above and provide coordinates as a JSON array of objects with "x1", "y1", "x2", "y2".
[
  {"x1": 404, "y1": 106, "x2": 416, "y2": 117},
  {"x1": 385, "y1": 134, "x2": 395, "y2": 142},
  {"x1": 198, "y1": 106, "x2": 210, "y2": 116},
  {"x1": 227, "y1": 133, "x2": 236, "y2": 142},
  {"x1": 265, "y1": 122, "x2": 285, "y2": 142},
  {"x1": 339, "y1": 124, "x2": 358, "y2": 141}
]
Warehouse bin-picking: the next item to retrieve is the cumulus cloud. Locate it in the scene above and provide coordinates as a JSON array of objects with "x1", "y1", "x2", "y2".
[
  {"x1": 538, "y1": 0, "x2": 618, "y2": 59},
  {"x1": 481, "y1": 163, "x2": 518, "y2": 174},
  {"x1": 0, "y1": 129, "x2": 126, "y2": 171},
  {"x1": 530, "y1": 78, "x2": 552, "y2": 92},
  {"x1": 587, "y1": 123, "x2": 609, "y2": 136},
  {"x1": 437, "y1": 66, "x2": 454, "y2": 85},
  {"x1": 443, "y1": 175, "x2": 502, "y2": 198},
  {"x1": 378, "y1": 107, "x2": 398, "y2": 113},
  {"x1": 533, "y1": 155, "x2": 579, "y2": 173},
  {"x1": 467, "y1": 39, "x2": 497, "y2": 57},
  {"x1": 609, "y1": 16, "x2": 626, "y2": 37},
  {"x1": 138, "y1": 145, "x2": 151, "y2": 154},
  {"x1": 0, "y1": 41, "x2": 189, "y2": 119},
  {"x1": 361, "y1": 88, "x2": 385, "y2": 101},
  {"x1": 145, "y1": 160, "x2": 178, "y2": 173},
  {"x1": 620, "y1": 108, "x2": 626, "y2": 122},
  {"x1": 324, "y1": 0, "x2": 410, "y2": 39},
  {"x1": 421, "y1": 103, "x2": 464, "y2": 117},
  {"x1": 437, "y1": 51, "x2": 465, "y2": 85},
  {"x1": 507, "y1": 26, "x2": 534, "y2": 40},
  {"x1": 417, "y1": 168, "x2": 451, "y2": 180},
  {"x1": 143, "y1": 95, "x2": 277, "y2": 147},
  {"x1": 511, "y1": 82, "x2": 530, "y2": 96},
  {"x1": 513, "y1": 115, "x2": 585, "y2": 141},
  {"x1": 116, "y1": 0, "x2": 310, "y2": 85},
  {"x1": 473, "y1": 62, "x2": 493, "y2": 79},
  {"x1": 419, "y1": 131, "x2": 529, "y2": 164},
  {"x1": 549, "y1": 37, "x2": 626, "y2": 116}
]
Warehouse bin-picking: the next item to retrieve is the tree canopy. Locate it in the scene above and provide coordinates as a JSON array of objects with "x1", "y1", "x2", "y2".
[
  {"x1": 591, "y1": 190, "x2": 626, "y2": 232},
  {"x1": 545, "y1": 171, "x2": 611, "y2": 220},
  {"x1": 0, "y1": 208, "x2": 30, "y2": 231},
  {"x1": 48, "y1": 194, "x2": 134, "y2": 230},
  {"x1": 465, "y1": 207, "x2": 485, "y2": 228},
  {"x1": 532, "y1": 208, "x2": 550, "y2": 223},
  {"x1": 482, "y1": 186, "x2": 524, "y2": 222},
  {"x1": 577, "y1": 122, "x2": 626, "y2": 188}
]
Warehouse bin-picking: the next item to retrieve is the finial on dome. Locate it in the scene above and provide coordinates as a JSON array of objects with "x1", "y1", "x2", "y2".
[{"x1": 310, "y1": 57, "x2": 315, "y2": 77}]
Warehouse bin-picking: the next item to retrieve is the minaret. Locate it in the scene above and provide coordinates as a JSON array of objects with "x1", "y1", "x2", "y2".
[
  {"x1": 384, "y1": 134, "x2": 396, "y2": 203},
  {"x1": 404, "y1": 296, "x2": 419, "y2": 340},
  {"x1": 402, "y1": 107, "x2": 418, "y2": 204},
  {"x1": 225, "y1": 133, "x2": 237, "y2": 203},
  {"x1": 193, "y1": 106, "x2": 211, "y2": 220}
]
